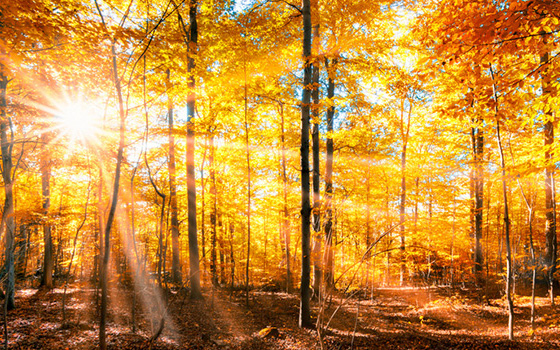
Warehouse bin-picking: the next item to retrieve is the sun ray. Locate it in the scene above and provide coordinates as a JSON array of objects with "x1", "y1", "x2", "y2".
[{"x1": 53, "y1": 95, "x2": 103, "y2": 147}]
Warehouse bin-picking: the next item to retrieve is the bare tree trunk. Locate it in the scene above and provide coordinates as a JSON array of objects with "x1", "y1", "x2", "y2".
[
  {"x1": 492, "y1": 67, "x2": 514, "y2": 340},
  {"x1": 166, "y1": 69, "x2": 182, "y2": 285},
  {"x1": 97, "y1": 166, "x2": 104, "y2": 288},
  {"x1": 541, "y1": 51, "x2": 557, "y2": 305},
  {"x1": 518, "y1": 181, "x2": 536, "y2": 333},
  {"x1": 299, "y1": 0, "x2": 313, "y2": 329},
  {"x1": 40, "y1": 132, "x2": 53, "y2": 289},
  {"x1": 186, "y1": 0, "x2": 202, "y2": 299},
  {"x1": 243, "y1": 66, "x2": 252, "y2": 307},
  {"x1": 471, "y1": 115, "x2": 484, "y2": 284},
  {"x1": 399, "y1": 99, "x2": 411, "y2": 286},
  {"x1": 280, "y1": 103, "x2": 291, "y2": 293},
  {"x1": 209, "y1": 135, "x2": 218, "y2": 286},
  {"x1": 323, "y1": 58, "x2": 336, "y2": 292},
  {"x1": 311, "y1": 6, "x2": 321, "y2": 301},
  {"x1": 229, "y1": 223, "x2": 235, "y2": 291},
  {"x1": 99, "y1": 42, "x2": 126, "y2": 350},
  {"x1": 200, "y1": 135, "x2": 208, "y2": 280},
  {"x1": 0, "y1": 63, "x2": 15, "y2": 311},
  {"x1": 94, "y1": 2, "x2": 127, "y2": 347}
]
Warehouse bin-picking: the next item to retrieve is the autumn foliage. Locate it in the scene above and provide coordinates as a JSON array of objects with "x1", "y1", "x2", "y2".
[{"x1": 0, "y1": 0, "x2": 559, "y2": 348}]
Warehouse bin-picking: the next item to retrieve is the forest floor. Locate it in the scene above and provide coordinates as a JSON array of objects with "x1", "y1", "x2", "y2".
[{"x1": 3, "y1": 282, "x2": 560, "y2": 349}]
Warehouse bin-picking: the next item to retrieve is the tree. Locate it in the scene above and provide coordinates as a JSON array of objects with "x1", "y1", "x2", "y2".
[
  {"x1": 0, "y1": 56, "x2": 15, "y2": 311},
  {"x1": 541, "y1": 49, "x2": 557, "y2": 304},
  {"x1": 93, "y1": 1, "x2": 128, "y2": 347},
  {"x1": 299, "y1": 0, "x2": 313, "y2": 329},
  {"x1": 40, "y1": 131, "x2": 54, "y2": 289},
  {"x1": 491, "y1": 66, "x2": 514, "y2": 340},
  {"x1": 311, "y1": 0, "x2": 322, "y2": 301},
  {"x1": 471, "y1": 109, "x2": 484, "y2": 283},
  {"x1": 185, "y1": 0, "x2": 202, "y2": 299},
  {"x1": 323, "y1": 57, "x2": 336, "y2": 291},
  {"x1": 166, "y1": 69, "x2": 182, "y2": 285}
]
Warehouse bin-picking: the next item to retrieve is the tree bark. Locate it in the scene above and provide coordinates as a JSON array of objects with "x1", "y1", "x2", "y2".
[
  {"x1": 541, "y1": 51, "x2": 557, "y2": 304},
  {"x1": 492, "y1": 67, "x2": 514, "y2": 340},
  {"x1": 243, "y1": 65, "x2": 252, "y2": 307},
  {"x1": 399, "y1": 99, "x2": 411, "y2": 286},
  {"x1": 299, "y1": 0, "x2": 313, "y2": 329},
  {"x1": 0, "y1": 65, "x2": 15, "y2": 311},
  {"x1": 186, "y1": 0, "x2": 202, "y2": 299},
  {"x1": 40, "y1": 132, "x2": 53, "y2": 289},
  {"x1": 311, "y1": 18, "x2": 321, "y2": 301},
  {"x1": 471, "y1": 117, "x2": 484, "y2": 283},
  {"x1": 323, "y1": 57, "x2": 336, "y2": 292},
  {"x1": 280, "y1": 103, "x2": 291, "y2": 293},
  {"x1": 99, "y1": 34, "x2": 126, "y2": 350},
  {"x1": 209, "y1": 134, "x2": 218, "y2": 286},
  {"x1": 166, "y1": 69, "x2": 182, "y2": 285}
]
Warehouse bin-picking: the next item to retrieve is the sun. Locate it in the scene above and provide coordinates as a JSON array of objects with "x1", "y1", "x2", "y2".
[{"x1": 56, "y1": 99, "x2": 101, "y2": 144}]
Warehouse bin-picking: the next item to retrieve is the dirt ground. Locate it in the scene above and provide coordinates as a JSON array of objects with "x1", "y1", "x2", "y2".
[{"x1": 3, "y1": 283, "x2": 560, "y2": 349}]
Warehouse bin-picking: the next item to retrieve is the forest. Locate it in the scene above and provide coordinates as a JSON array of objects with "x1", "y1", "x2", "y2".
[{"x1": 0, "y1": 0, "x2": 560, "y2": 349}]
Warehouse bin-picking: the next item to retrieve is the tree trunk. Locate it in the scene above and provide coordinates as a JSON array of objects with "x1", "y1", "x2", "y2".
[
  {"x1": 40, "y1": 132, "x2": 53, "y2": 289},
  {"x1": 518, "y1": 182, "x2": 536, "y2": 333},
  {"x1": 280, "y1": 103, "x2": 291, "y2": 293},
  {"x1": 99, "y1": 36, "x2": 127, "y2": 350},
  {"x1": 97, "y1": 166, "x2": 104, "y2": 288},
  {"x1": 497, "y1": 116, "x2": 514, "y2": 341},
  {"x1": 399, "y1": 99, "x2": 411, "y2": 286},
  {"x1": 0, "y1": 67, "x2": 15, "y2": 311},
  {"x1": 311, "y1": 19, "x2": 321, "y2": 301},
  {"x1": 186, "y1": 0, "x2": 202, "y2": 299},
  {"x1": 166, "y1": 69, "x2": 182, "y2": 286},
  {"x1": 492, "y1": 67, "x2": 514, "y2": 340},
  {"x1": 299, "y1": 0, "x2": 313, "y2": 329},
  {"x1": 229, "y1": 223, "x2": 235, "y2": 291},
  {"x1": 323, "y1": 58, "x2": 336, "y2": 292},
  {"x1": 541, "y1": 51, "x2": 557, "y2": 305},
  {"x1": 209, "y1": 134, "x2": 218, "y2": 286},
  {"x1": 471, "y1": 117, "x2": 484, "y2": 283},
  {"x1": 200, "y1": 135, "x2": 208, "y2": 279},
  {"x1": 244, "y1": 70, "x2": 252, "y2": 307}
]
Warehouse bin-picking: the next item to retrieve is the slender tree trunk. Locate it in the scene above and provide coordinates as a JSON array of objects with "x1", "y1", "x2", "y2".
[
  {"x1": 451, "y1": 193, "x2": 456, "y2": 287},
  {"x1": 299, "y1": 0, "x2": 313, "y2": 329},
  {"x1": 130, "y1": 167, "x2": 140, "y2": 333},
  {"x1": 186, "y1": 0, "x2": 202, "y2": 299},
  {"x1": 0, "y1": 40, "x2": 8, "y2": 350},
  {"x1": 471, "y1": 116, "x2": 484, "y2": 283},
  {"x1": 243, "y1": 75, "x2": 252, "y2": 307},
  {"x1": 209, "y1": 135, "x2": 218, "y2": 286},
  {"x1": 229, "y1": 223, "x2": 235, "y2": 291},
  {"x1": 384, "y1": 181, "x2": 391, "y2": 286},
  {"x1": 311, "y1": 19, "x2": 321, "y2": 301},
  {"x1": 99, "y1": 35, "x2": 126, "y2": 350},
  {"x1": 399, "y1": 99, "x2": 411, "y2": 286},
  {"x1": 280, "y1": 103, "x2": 291, "y2": 293},
  {"x1": 323, "y1": 58, "x2": 336, "y2": 292},
  {"x1": 518, "y1": 182, "x2": 536, "y2": 333},
  {"x1": 166, "y1": 69, "x2": 182, "y2": 285},
  {"x1": 492, "y1": 67, "x2": 514, "y2": 340},
  {"x1": 0, "y1": 64, "x2": 15, "y2": 311},
  {"x1": 200, "y1": 135, "x2": 208, "y2": 279},
  {"x1": 541, "y1": 51, "x2": 557, "y2": 304},
  {"x1": 263, "y1": 213, "x2": 268, "y2": 276},
  {"x1": 529, "y1": 206, "x2": 537, "y2": 332},
  {"x1": 40, "y1": 132, "x2": 53, "y2": 289},
  {"x1": 97, "y1": 166, "x2": 104, "y2": 288}
]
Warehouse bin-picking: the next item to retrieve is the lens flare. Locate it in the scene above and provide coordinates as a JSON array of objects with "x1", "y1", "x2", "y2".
[{"x1": 56, "y1": 99, "x2": 101, "y2": 144}]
